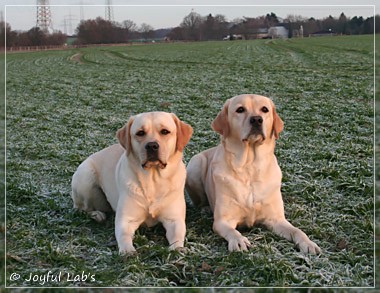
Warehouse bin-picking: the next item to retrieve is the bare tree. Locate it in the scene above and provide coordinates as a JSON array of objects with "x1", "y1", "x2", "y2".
[
  {"x1": 122, "y1": 19, "x2": 137, "y2": 32},
  {"x1": 180, "y1": 10, "x2": 203, "y2": 40},
  {"x1": 284, "y1": 14, "x2": 307, "y2": 38},
  {"x1": 139, "y1": 23, "x2": 154, "y2": 40},
  {"x1": 201, "y1": 13, "x2": 228, "y2": 40},
  {"x1": 122, "y1": 19, "x2": 137, "y2": 40}
]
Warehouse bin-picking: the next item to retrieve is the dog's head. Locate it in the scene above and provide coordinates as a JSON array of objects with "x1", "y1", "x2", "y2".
[
  {"x1": 117, "y1": 112, "x2": 193, "y2": 169},
  {"x1": 212, "y1": 94, "x2": 284, "y2": 144}
]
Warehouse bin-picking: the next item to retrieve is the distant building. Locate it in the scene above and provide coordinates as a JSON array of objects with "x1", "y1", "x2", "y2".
[
  {"x1": 292, "y1": 25, "x2": 304, "y2": 38},
  {"x1": 268, "y1": 26, "x2": 288, "y2": 39},
  {"x1": 256, "y1": 28, "x2": 269, "y2": 39}
]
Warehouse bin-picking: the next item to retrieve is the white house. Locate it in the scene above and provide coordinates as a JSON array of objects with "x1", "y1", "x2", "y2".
[{"x1": 268, "y1": 26, "x2": 288, "y2": 39}]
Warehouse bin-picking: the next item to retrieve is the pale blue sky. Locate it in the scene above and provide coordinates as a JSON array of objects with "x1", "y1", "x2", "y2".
[{"x1": 2, "y1": 0, "x2": 376, "y2": 35}]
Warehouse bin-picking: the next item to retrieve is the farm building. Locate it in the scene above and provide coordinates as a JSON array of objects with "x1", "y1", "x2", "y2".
[
  {"x1": 268, "y1": 26, "x2": 289, "y2": 39},
  {"x1": 237, "y1": 26, "x2": 288, "y2": 40},
  {"x1": 255, "y1": 28, "x2": 270, "y2": 39}
]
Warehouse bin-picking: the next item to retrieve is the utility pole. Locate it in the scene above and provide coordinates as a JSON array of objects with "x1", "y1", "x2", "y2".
[
  {"x1": 62, "y1": 14, "x2": 77, "y2": 35},
  {"x1": 36, "y1": 0, "x2": 53, "y2": 33},
  {"x1": 105, "y1": 0, "x2": 114, "y2": 22}
]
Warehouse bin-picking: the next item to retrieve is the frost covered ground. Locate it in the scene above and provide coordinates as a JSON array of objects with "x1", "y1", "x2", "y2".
[{"x1": 5, "y1": 36, "x2": 375, "y2": 288}]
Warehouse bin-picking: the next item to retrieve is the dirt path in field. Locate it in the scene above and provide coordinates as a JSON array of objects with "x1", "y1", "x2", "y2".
[{"x1": 70, "y1": 53, "x2": 84, "y2": 64}]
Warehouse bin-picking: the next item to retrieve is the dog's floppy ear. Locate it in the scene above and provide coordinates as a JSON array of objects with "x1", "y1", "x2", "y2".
[
  {"x1": 117, "y1": 116, "x2": 135, "y2": 155},
  {"x1": 271, "y1": 101, "x2": 284, "y2": 139},
  {"x1": 212, "y1": 99, "x2": 230, "y2": 137},
  {"x1": 171, "y1": 113, "x2": 193, "y2": 152}
]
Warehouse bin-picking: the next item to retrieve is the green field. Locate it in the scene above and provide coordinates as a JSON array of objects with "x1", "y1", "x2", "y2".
[{"x1": 5, "y1": 36, "x2": 375, "y2": 288}]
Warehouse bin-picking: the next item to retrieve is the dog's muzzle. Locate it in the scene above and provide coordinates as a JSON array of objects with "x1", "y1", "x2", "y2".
[
  {"x1": 243, "y1": 116, "x2": 265, "y2": 142},
  {"x1": 142, "y1": 142, "x2": 167, "y2": 169},
  {"x1": 250, "y1": 116, "x2": 263, "y2": 128},
  {"x1": 145, "y1": 141, "x2": 160, "y2": 161}
]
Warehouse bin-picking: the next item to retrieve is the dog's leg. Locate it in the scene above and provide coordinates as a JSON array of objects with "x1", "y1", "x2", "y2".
[
  {"x1": 186, "y1": 153, "x2": 209, "y2": 207},
  {"x1": 268, "y1": 219, "x2": 321, "y2": 254},
  {"x1": 213, "y1": 219, "x2": 251, "y2": 252},
  {"x1": 71, "y1": 159, "x2": 112, "y2": 222},
  {"x1": 162, "y1": 218, "x2": 186, "y2": 250},
  {"x1": 115, "y1": 217, "x2": 144, "y2": 254},
  {"x1": 115, "y1": 199, "x2": 146, "y2": 254}
]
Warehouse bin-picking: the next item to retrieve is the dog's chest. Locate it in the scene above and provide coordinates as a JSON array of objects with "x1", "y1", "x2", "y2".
[
  {"x1": 143, "y1": 182, "x2": 170, "y2": 204},
  {"x1": 129, "y1": 179, "x2": 177, "y2": 217},
  {"x1": 239, "y1": 185, "x2": 262, "y2": 223},
  {"x1": 231, "y1": 172, "x2": 267, "y2": 227}
]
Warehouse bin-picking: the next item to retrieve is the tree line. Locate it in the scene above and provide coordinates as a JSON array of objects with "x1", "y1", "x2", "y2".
[
  {"x1": 0, "y1": 17, "x2": 154, "y2": 47},
  {"x1": 169, "y1": 11, "x2": 379, "y2": 41},
  {"x1": 2, "y1": 22, "x2": 67, "y2": 47},
  {"x1": 74, "y1": 17, "x2": 156, "y2": 44},
  {"x1": 1, "y1": 11, "x2": 379, "y2": 47}
]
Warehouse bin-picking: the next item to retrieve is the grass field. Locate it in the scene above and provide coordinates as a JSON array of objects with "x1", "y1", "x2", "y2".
[{"x1": 5, "y1": 35, "x2": 375, "y2": 288}]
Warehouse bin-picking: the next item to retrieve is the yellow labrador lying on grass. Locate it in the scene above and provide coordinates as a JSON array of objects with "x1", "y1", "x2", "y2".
[
  {"x1": 186, "y1": 94, "x2": 320, "y2": 254},
  {"x1": 71, "y1": 112, "x2": 193, "y2": 254}
]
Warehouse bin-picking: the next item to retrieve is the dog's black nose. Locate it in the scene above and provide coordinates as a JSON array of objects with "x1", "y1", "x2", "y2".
[
  {"x1": 250, "y1": 116, "x2": 263, "y2": 126},
  {"x1": 145, "y1": 142, "x2": 159, "y2": 151}
]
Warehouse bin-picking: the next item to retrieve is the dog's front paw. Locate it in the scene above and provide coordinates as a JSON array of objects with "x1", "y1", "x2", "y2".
[
  {"x1": 168, "y1": 240, "x2": 185, "y2": 251},
  {"x1": 172, "y1": 246, "x2": 188, "y2": 254},
  {"x1": 89, "y1": 211, "x2": 106, "y2": 222},
  {"x1": 299, "y1": 240, "x2": 321, "y2": 255},
  {"x1": 119, "y1": 244, "x2": 137, "y2": 256},
  {"x1": 228, "y1": 236, "x2": 251, "y2": 252},
  {"x1": 119, "y1": 248, "x2": 137, "y2": 257}
]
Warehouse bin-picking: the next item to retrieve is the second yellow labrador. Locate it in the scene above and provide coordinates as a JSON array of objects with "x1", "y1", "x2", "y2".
[
  {"x1": 186, "y1": 94, "x2": 320, "y2": 254},
  {"x1": 71, "y1": 112, "x2": 193, "y2": 254}
]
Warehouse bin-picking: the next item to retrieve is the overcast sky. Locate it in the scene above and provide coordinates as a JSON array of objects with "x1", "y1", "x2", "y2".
[{"x1": 2, "y1": 0, "x2": 377, "y2": 35}]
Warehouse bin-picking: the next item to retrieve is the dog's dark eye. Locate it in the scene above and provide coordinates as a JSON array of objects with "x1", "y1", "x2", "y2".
[
  {"x1": 136, "y1": 130, "x2": 145, "y2": 137},
  {"x1": 161, "y1": 129, "x2": 170, "y2": 135},
  {"x1": 262, "y1": 106, "x2": 269, "y2": 113},
  {"x1": 236, "y1": 107, "x2": 245, "y2": 113}
]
